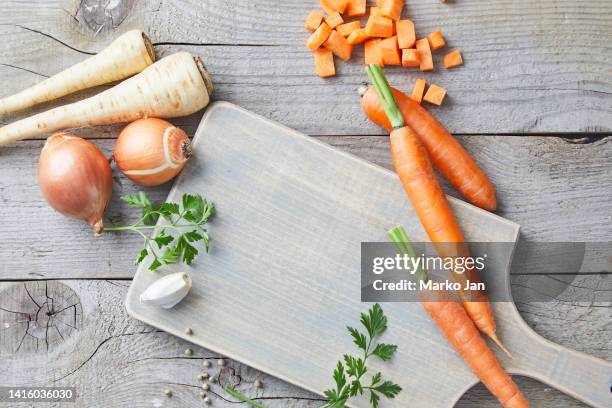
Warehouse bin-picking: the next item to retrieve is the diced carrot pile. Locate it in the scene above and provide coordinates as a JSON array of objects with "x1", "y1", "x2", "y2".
[{"x1": 304, "y1": 0, "x2": 464, "y2": 98}]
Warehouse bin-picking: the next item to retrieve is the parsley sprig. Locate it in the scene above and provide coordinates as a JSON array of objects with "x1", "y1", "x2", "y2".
[
  {"x1": 105, "y1": 192, "x2": 214, "y2": 271},
  {"x1": 323, "y1": 304, "x2": 402, "y2": 408}
]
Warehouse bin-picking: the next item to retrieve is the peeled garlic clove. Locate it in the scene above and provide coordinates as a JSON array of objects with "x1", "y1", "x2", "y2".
[{"x1": 140, "y1": 272, "x2": 192, "y2": 309}]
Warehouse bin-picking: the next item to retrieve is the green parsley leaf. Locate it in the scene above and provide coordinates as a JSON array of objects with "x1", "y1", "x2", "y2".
[
  {"x1": 153, "y1": 230, "x2": 174, "y2": 248},
  {"x1": 371, "y1": 343, "x2": 398, "y2": 361},
  {"x1": 360, "y1": 303, "x2": 387, "y2": 339},
  {"x1": 106, "y1": 192, "x2": 214, "y2": 272},
  {"x1": 372, "y1": 381, "x2": 402, "y2": 399},
  {"x1": 135, "y1": 248, "x2": 148, "y2": 265},
  {"x1": 324, "y1": 304, "x2": 401, "y2": 408},
  {"x1": 347, "y1": 326, "x2": 367, "y2": 351},
  {"x1": 369, "y1": 389, "x2": 380, "y2": 408}
]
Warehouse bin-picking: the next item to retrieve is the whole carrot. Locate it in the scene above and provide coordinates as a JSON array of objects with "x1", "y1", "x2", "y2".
[
  {"x1": 389, "y1": 226, "x2": 529, "y2": 408},
  {"x1": 362, "y1": 86, "x2": 497, "y2": 212},
  {"x1": 366, "y1": 64, "x2": 507, "y2": 354}
]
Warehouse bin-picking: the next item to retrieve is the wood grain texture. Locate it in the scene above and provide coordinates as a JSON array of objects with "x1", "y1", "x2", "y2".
[
  {"x1": 0, "y1": 0, "x2": 610, "y2": 134},
  {"x1": 124, "y1": 103, "x2": 611, "y2": 408},
  {"x1": 1, "y1": 280, "x2": 608, "y2": 408},
  {"x1": 0, "y1": 134, "x2": 609, "y2": 280}
]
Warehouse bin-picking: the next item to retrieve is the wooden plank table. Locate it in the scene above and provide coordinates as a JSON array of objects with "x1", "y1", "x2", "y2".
[{"x1": 0, "y1": 1, "x2": 610, "y2": 407}]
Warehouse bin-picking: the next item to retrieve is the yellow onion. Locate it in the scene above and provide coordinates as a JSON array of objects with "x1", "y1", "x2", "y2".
[
  {"x1": 38, "y1": 133, "x2": 113, "y2": 236},
  {"x1": 113, "y1": 118, "x2": 191, "y2": 186}
]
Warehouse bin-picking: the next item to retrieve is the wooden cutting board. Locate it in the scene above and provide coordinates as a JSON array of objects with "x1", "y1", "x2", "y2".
[{"x1": 126, "y1": 102, "x2": 612, "y2": 408}]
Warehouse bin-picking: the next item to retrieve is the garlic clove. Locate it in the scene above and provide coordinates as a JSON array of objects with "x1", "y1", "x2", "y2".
[{"x1": 140, "y1": 272, "x2": 192, "y2": 308}]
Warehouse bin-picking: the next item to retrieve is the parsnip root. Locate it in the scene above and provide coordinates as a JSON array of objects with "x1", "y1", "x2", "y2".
[
  {"x1": 0, "y1": 30, "x2": 155, "y2": 116},
  {"x1": 0, "y1": 52, "x2": 213, "y2": 145}
]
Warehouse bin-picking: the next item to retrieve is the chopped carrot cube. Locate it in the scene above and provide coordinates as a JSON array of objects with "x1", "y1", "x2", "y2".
[
  {"x1": 307, "y1": 22, "x2": 332, "y2": 51},
  {"x1": 321, "y1": 0, "x2": 349, "y2": 14},
  {"x1": 411, "y1": 78, "x2": 426, "y2": 103},
  {"x1": 320, "y1": 0, "x2": 336, "y2": 14},
  {"x1": 379, "y1": 36, "x2": 401, "y2": 65},
  {"x1": 396, "y1": 20, "x2": 416, "y2": 49},
  {"x1": 423, "y1": 84, "x2": 447, "y2": 106},
  {"x1": 443, "y1": 49, "x2": 463, "y2": 68},
  {"x1": 401, "y1": 48, "x2": 420, "y2": 67},
  {"x1": 347, "y1": 0, "x2": 366, "y2": 17},
  {"x1": 336, "y1": 21, "x2": 361, "y2": 37},
  {"x1": 347, "y1": 28, "x2": 369, "y2": 45},
  {"x1": 427, "y1": 31, "x2": 446, "y2": 50},
  {"x1": 369, "y1": 6, "x2": 383, "y2": 17},
  {"x1": 323, "y1": 30, "x2": 353, "y2": 61},
  {"x1": 379, "y1": 0, "x2": 404, "y2": 21},
  {"x1": 325, "y1": 12, "x2": 344, "y2": 29},
  {"x1": 314, "y1": 48, "x2": 336, "y2": 77},
  {"x1": 364, "y1": 39, "x2": 384, "y2": 66},
  {"x1": 305, "y1": 11, "x2": 325, "y2": 32},
  {"x1": 365, "y1": 15, "x2": 393, "y2": 38},
  {"x1": 415, "y1": 38, "x2": 434, "y2": 71}
]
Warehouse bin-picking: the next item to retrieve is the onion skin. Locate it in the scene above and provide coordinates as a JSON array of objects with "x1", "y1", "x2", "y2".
[
  {"x1": 38, "y1": 133, "x2": 113, "y2": 236},
  {"x1": 114, "y1": 118, "x2": 191, "y2": 186}
]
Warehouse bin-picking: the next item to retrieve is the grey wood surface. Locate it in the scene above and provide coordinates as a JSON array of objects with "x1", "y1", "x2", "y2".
[
  {"x1": 1, "y1": 280, "x2": 608, "y2": 408},
  {"x1": 0, "y1": 135, "x2": 609, "y2": 280},
  {"x1": 0, "y1": 0, "x2": 611, "y2": 135},
  {"x1": 0, "y1": 1, "x2": 610, "y2": 407},
  {"x1": 125, "y1": 102, "x2": 612, "y2": 408}
]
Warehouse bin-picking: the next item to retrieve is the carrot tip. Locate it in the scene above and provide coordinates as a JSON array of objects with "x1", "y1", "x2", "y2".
[{"x1": 490, "y1": 333, "x2": 513, "y2": 359}]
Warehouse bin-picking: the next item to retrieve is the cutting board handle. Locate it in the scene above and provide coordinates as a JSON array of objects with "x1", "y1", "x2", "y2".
[{"x1": 522, "y1": 332, "x2": 612, "y2": 408}]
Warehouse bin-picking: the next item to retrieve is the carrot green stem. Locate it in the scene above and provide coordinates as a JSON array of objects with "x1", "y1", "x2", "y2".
[
  {"x1": 365, "y1": 64, "x2": 405, "y2": 129},
  {"x1": 225, "y1": 387, "x2": 270, "y2": 408},
  {"x1": 387, "y1": 225, "x2": 429, "y2": 283}
]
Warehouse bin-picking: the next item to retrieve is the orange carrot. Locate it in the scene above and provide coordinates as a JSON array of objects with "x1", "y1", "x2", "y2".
[
  {"x1": 336, "y1": 21, "x2": 360, "y2": 37},
  {"x1": 420, "y1": 292, "x2": 529, "y2": 408},
  {"x1": 367, "y1": 65, "x2": 505, "y2": 356},
  {"x1": 347, "y1": 0, "x2": 366, "y2": 17},
  {"x1": 364, "y1": 39, "x2": 384, "y2": 66},
  {"x1": 396, "y1": 19, "x2": 416, "y2": 49},
  {"x1": 444, "y1": 49, "x2": 464, "y2": 68},
  {"x1": 427, "y1": 31, "x2": 446, "y2": 50},
  {"x1": 389, "y1": 227, "x2": 529, "y2": 408},
  {"x1": 306, "y1": 22, "x2": 332, "y2": 50},
  {"x1": 401, "y1": 48, "x2": 420, "y2": 67},
  {"x1": 347, "y1": 28, "x2": 369, "y2": 45},
  {"x1": 415, "y1": 38, "x2": 434, "y2": 71},
  {"x1": 304, "y1": 11, "x2": 324, "y2": 32},
  {"x1": 410, "y1": 78, "x2": 426, "y2": 103},
  {"x1": 369, "y1": 6, "x2": 383, "y2": 17},
  {"x1": 325, "y1": 12, "x2": 344, "y2": 29},
  {"x1": 379, "y1": 0, "x2": 404, "y2": 21},
  {"x1": 361, "y1": 85, "x2": 497, "y2": 212},
  {"x1": 314, "y1": 48, "x2": 336, "y2": 78},
  {"x1": 365, "y1": 14, "x2": 393, "y2": 38},
  {"x1": 423, "y1": 84, "x2": 447, "y2": 106},
  {"x1": 379, "y1": 36, "x2": 401, "y2": 65},
  {"x1": 323, "y1": 30, "x2": 353, "y2": 61},
  {"x1": 320, "y1": 0, "x2": 349, "y2": 14}
]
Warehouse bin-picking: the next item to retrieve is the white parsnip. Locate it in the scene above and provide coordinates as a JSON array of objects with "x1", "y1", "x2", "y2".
[
  {"x1": 0, "y1": 52, "x2": 213, "y2": 145},
  {"x1": 0, "y1": 30, "x2": 155, "y2": 116}
]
